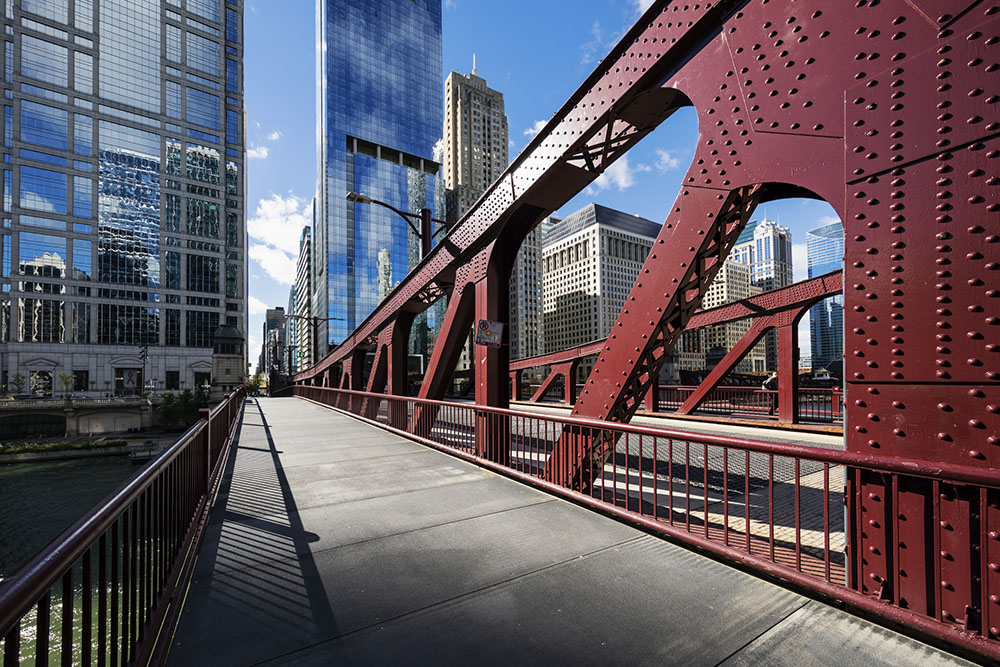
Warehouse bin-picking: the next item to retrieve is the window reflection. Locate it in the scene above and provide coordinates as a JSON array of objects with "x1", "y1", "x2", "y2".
[
  {"x1": 21, "y1": 100, "x2": 68, "y2": 150},
  {"x1": 18, "y1": 297, "x2": 65, "y2": 343},
  {"x1": 186, "y1": 253, "x2": 218, "y2": 293},
  {"x1": 21, "y1": 34, "x2": 68, "y2": 87},
  {"x1": 20, "y1": 165, "x2": 68, "y2": 214},
  {"x1": 18, "y1": 231, "x2": 66, "y2": 278},
  {"x1": 97, "y1": 303, "x2": 158, "y2": 345},
  {"x1": 97, "y1": 147, "x2": 160, "y2": 286},
  {"x1": 185, "y1": 309, "x2": 217, "y2": 347},
  {"x1": 186, "y1": 198, "x2": 219, "y2": 238}
]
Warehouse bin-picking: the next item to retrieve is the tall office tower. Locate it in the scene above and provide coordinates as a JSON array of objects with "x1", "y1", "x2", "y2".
[
  {"x1": 0, "y1": 0, "x2": 245, "y2": 398},
  {"x1": 285, "y1": 284, "x2": 297, "y2": 373},
  {"x1": 807, "y1": 220, "x2": 844, "y2": 374},
  {"x1": 316, "y1": 0, "x2": 444, "y2": 359},
  {"x1": 258, "y1": 306, "x2": 284, "y2": 375},
  {"x1": 294, "y1": 224, "x2": 312, "y2": 368},
  {"x1": 702, "y1": 258, "x2": 766, "y2": 375},
  {"x1": 442, "y1": 66, "x2": 527, "y2": 374},
  {"x1": 443, "y1": 65, "x2": 508, "y2": 218},
  {"x1": 542, "y1": 204, "x2": 659, "y2": 380},
  {"x1": 730, "y1": 217, "x2": 792, "y2": 371}
]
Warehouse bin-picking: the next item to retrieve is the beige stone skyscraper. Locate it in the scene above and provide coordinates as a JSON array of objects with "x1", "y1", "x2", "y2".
[
  {"x1": 443, "y1": 64, "x2": 543, "y2": 369},
  {"x1": 443, "y1": 64, "x2": 509, "y2": 216}
]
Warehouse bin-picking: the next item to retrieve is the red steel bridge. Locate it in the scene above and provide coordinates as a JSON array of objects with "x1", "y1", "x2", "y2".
[
  {"x1": 285, "y1": 0, "x2": 1000, "y2": 658},
  {"x1": 0, "y1": 0, "x2": 997, "y2": 663}
]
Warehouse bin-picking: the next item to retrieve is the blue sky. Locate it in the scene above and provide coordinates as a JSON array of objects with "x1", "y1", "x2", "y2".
[{"x1": 243, "y1": 0, "x2": 839, "y2": 359}]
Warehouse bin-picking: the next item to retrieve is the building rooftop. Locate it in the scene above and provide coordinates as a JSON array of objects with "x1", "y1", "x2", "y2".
[{"x1": 544, "y1": 203, "x2": 661, "y2": 247}]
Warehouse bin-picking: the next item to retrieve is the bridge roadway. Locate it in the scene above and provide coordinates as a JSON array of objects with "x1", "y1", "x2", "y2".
[{"x1": 168, "y1": 397, "x2": 968, "y2": 666}]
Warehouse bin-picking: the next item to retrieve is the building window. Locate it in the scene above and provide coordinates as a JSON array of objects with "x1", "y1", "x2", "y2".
[
  {"x1": 73, "y1": 370, "x2": 89, "y2": 392},
  {"x1": 165, "y1": 370, "x2": 180, "y2": 390}
]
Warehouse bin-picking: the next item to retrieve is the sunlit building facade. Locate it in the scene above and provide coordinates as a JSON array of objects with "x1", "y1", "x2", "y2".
[
  {"x1": 0, "y1": 0, "x2": 245, "y2": 397},
  {"x1": 316, "y1": 0, "x2": 444, "y2": 359},
  {"x1": 807, "y1": 220, "x2": 844, "y2": 374}
]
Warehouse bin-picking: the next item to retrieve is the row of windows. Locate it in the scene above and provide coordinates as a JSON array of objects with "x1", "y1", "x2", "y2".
[{"x1": 0, "y1": 296, "x2": 224, "y2": 347}]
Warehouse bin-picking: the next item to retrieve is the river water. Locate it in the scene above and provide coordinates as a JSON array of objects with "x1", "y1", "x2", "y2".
[{"x1": 0, "y1": 456, "x2": 138, "y2": 580}]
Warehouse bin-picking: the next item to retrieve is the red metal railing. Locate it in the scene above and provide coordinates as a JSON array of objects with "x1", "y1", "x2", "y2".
[
  {"x1": 656, "y1": 385, "x2": 843, "y2": 423},
  {"x1": 0, "y1": 387, "x2": 245, "y2": 666},
  {"x1": 281, "y1": 385, "x2": 999, "y2": 663}
]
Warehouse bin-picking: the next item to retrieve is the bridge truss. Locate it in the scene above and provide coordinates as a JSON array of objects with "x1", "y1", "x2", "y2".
[{"x1": 291, "y1": 0, "x2": 1000, "y2": 657}]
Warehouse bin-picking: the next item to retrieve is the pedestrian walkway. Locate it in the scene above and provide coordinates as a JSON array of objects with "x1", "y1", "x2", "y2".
[{"x1": 168, "y1": 398, "x2": 968, "y2": 666}]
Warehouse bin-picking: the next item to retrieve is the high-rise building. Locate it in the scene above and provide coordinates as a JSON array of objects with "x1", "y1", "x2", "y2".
[
  {"x1": 702, "y1": 259, "x2": 766, "y2": 375},
  {"x1": 443, "y1": 65, "x2": 508, "y2": 219},
  {"x1": 730, "y1": 218, "x2": 792, "y2": 371},
  {"x1": 294, "y1": 224, "x2": 312, "y2": 368},
  {"x1": 0, "y1": 0, "x2": 245, "y2": 397},
  {"x1": 542, "y1": 204, "x2": 660, "y2": 379},
  {"x1": 285, "y1": 285, "x2": 297, "y2": 374},
  {"x1": 316, "y1": 0, "x2": 444, "y2": 358},
  {"x1": 807, "y1": 220, "x2": 844, "y2": 374},
  {"x1": 441, "y1": 66, "x2": 534, "y2": 373}
]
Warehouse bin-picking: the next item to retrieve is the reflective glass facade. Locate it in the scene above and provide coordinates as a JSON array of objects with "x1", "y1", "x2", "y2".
[
  {"x1": 0, "y1": 0, "x2": 245, "y2": 395},
  {"x1": 807, "y1": 221, "x2": 844, "y2": 373},
  {"x1": 317, "y1": 0, "x2": 444, "y2": 355}
]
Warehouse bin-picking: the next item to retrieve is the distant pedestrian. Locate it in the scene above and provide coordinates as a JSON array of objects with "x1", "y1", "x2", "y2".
[{"x1": 762, "y1": 372, "x2": 778, "y2": 415}]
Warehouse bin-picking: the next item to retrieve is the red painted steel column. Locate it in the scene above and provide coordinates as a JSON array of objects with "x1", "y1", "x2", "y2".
[
  {"x1": 474, "y1": 269, "x2": 510, "y2": 465},
  {"x1": 387, "y1": 315, "x2": 413, "y2": 430},
  {"x1": 644, "y1": 374, "x2": 660, "y2": 412},
  {"x1": 777, "y1": 323, "x2": 799, "y2": 424},
  {"x1": 510, "y1": 370, "x2": 522, "y2": 401},
  {"x1": 564, "y1": 360, "x2": 580, "y2": 406}
]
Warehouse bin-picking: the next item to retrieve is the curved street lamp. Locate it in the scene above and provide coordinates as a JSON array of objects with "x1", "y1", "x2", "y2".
[{"x1": 346, "y1": 192, "x2": 446, "y2": 259}]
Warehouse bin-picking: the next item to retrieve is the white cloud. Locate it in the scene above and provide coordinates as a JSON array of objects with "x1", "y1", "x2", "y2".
[
  {"x1": 247, "y1": 193, "x2": 312, "y2": 255},
  {"x1": 432, "y1": 137, "x2": 444, "y2": 163},
  {"x1": 816, "y1": 215, "x2": 840, "y2": 226},
  {"x1": 267, "y1": 130, "x2": 283, "y2": 142},
  {"x1": 247, "y1": 145, "x2": 269, "y2": 160},
  {"x1": 632, "y1": 0, "x2": 656, "y2": 15},
  {"x1": 248, "y1": 334, "x2": 261, "y2": 356},
  {"x1": 524, "y1": 120, "x2": 546, "y2": 138},
  {"x1": 248, "y1": 295, "x2": 269, "y2": 315},
  {"x1": 246, "y1": 193, "x2": 312, "y2": 285},
  {"x1": 580, "y1": 21, "x2": 605, "y2": 66},
  {"x1": 792, "y1": 242, "x2": 809, "y2": 281},
  {"x1": 444, "y1": 0, "x2": 456, "y2": 8},
  {"x1": 249, "y1": 244, "x2": 297, "y2": 285},
  {"x1": 655, "y1": 149, "x2": 682, "y2": 172},
  {"x1": 588, "y1": 155, "x2": 651, "y2": 193}
]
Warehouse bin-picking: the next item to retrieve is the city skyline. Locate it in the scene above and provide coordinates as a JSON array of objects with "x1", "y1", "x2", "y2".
[{"x1": 244, "y1": 1, "x2": 841, "y2": 365}]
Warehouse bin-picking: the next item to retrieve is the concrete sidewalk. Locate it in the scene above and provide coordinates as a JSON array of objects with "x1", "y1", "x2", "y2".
[{"x1": 168, "y1": 397, "x2": 969, "y2": 666}]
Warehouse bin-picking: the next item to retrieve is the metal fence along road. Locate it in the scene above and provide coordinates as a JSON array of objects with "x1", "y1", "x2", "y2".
[{"x1": 280, "y1": 385, "x2": 1000, "y2": 663}]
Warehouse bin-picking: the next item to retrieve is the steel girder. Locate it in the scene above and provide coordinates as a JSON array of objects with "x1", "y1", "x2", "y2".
[{"x1": 294, "y1": 0, "x2": 999, "y2": 631}]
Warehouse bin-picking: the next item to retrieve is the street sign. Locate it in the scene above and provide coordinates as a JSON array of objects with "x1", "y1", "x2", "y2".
[{"x1": 474, "y1": 319, "x2": 504, "y2": 348}]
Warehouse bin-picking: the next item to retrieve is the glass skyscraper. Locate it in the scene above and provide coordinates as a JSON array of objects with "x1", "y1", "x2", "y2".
[
  {"x1": 0, "y1": 0, "x2": 245, "y2": 397},
  {"x1": 316, "y1": 0, "x2": 444, "y2": 356},
  {"x1": 807, "y1": 221, "x2": 844, "y2": 374}
]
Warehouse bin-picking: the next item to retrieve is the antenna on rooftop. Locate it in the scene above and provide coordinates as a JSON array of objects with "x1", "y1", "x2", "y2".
[{"x1": 472, "y1": 53, "x2": 477, "y2": 75}]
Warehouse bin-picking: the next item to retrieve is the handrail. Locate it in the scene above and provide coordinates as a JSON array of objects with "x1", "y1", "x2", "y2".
[
  {"x1": 0, "y1": 421, "x2": 202, "y2": 632},
  {"x1": 282, "y1": 384, "x2": 1000, "y2": 662},
  {"x1": 0, "y1": 387, "x2": 246, "y2": 664},
  {"x1": 283, "y1": 385, "x2": 999, "y2": 489}
]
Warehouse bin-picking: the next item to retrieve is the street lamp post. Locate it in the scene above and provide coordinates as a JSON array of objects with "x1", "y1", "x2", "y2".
[
  {"x1": 346, "y1": 192, "x2": 446, "y2": 260},
  {"x1": 285, "y1": 315, "x2": 344, "y2": 370}
]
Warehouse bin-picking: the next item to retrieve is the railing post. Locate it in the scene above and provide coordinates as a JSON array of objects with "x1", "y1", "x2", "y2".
[{"x1": 199, "y1": 407, "x2": 211, "y2": 493}]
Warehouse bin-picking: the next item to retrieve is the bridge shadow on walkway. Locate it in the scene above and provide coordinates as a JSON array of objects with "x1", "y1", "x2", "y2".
[{"x1": 168, "y1": 398, "x2": 971, "y2": 666}]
